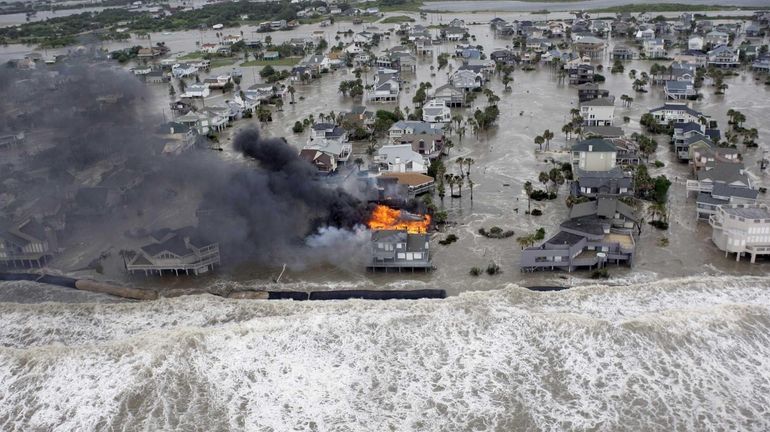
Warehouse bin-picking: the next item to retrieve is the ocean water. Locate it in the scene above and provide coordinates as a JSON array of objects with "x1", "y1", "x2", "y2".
[{"x1": 1, "y1": 276, "x2": 769, "y2": 431}]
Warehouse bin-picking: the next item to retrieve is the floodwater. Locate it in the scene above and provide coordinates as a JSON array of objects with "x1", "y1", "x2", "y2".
[
  {"x1": 424, "y1": 0, "x2": 770, "y2": 13},
  {"x1": 1, "y1": 275, "x2": 770, "y2": 430},
  {"x1": 2, "y1": 11, "x2": 769, "y2": 293}
]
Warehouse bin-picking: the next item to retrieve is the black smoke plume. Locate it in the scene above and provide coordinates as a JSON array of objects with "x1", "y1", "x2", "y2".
[{"x1": 0, "y1": 58, "x2": 373, "y2": 274}]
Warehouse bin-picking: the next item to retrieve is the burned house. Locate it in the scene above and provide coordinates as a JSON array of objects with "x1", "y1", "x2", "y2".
[{"x1": 125, "y1": 227, "x2": 220, "y2": 276}]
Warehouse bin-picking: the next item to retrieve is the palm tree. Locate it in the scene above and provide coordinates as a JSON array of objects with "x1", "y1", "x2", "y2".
[
  {"x1": 516, "y1": 234, "x2": 535, "y2": 250},
  {"x1": 455, "y1": 174, "x2": 464, "y2": 197},
  {"x1": 542, "y1": 129, "x2": 554, "y2": 151},
  {"x1": 452, "y1": 114, "x2": 463, "y2": 129},
  {"x1": 455, "y1": 157, "x2": 464, "y2": 175},
  {"x1": 468, "y1": 177, "x2": 474, "y2": 201},
  {"x1": 457, "y1": 126, "x2": 466, "y2": 143},
  {"x1": 562, "y1": 123, "x2": 573, "y2": 140},
  {"x1": 354, "y1": 157, "x2": 364, "y2": 170},
  {"x1": 445, "y1": 173, "x2": 455, "y2": 196},
  {"x1": 538, "y1": 171, "x2": 549, "y2": 190},
  {"x1": 523, "y1": 181, "x2": 533, "y2": 213},
  {"x1": 502, "y1": 74, "x2": 513, "y2": 91},
  {"x1": 287, "y1": 85, "x2": 296, "y2": 104},
  {"x1": 464, "y1": 158, "x2": 474, "y2": 177},
  {"x1": 534, "y1": 135, "x2": 544, "y2": 151}
]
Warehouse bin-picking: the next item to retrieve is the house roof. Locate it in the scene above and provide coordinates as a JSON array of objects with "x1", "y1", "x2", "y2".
[
  {"x1": 377, "y1": 145, "x2": 425, "y2": 166},
  {"x1": 712, "y1": 183, "x2": 758, "y2": 200},
  {"x1": 380, "y1": 172, "x2": 434, "y2": 186},
  {"x1": 560, "y1": 216, "x2": 608, "y2": 236},
  {"x1": 673, "y1": 122, "x2": 702, "y2": 133},
  {"x1": 581, "y1": 97, "x2": 614, "y2": 107},
  {"x1": 650, "y1": 103, "x2": 703, "y2": 118},
  {"x1": 583, "y1": 126, "x2": 624, "y2": 138},
  {"x1": 569, "y1": 197, "x2": 637, "y2": 222},
  {"x1": 371, "y1": 229, "x2": 407, "y2": 243},
  {"x1": 544, "y1": 230, "x2": 585, "y2": 247},
  {"x1": 391, "y1": 120, "x2": 443, "y2": 135},
  {"x1": 697, "y1": 162, "x2": 747, "y2": 184},
  {"x1": 572, "y1": 138, "x2": 616, "y2": 152},
  {"x1": 722, "y1": 205, "x2": 770, "y2": 220},
  {"x1": 665, "y1": 80, "x2": 692, "y2": 91}
]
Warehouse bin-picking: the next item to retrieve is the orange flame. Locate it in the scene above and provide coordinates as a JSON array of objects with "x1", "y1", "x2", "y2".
[{"x1": 367, "y1": 205, "x2": 431, "y2": 234}]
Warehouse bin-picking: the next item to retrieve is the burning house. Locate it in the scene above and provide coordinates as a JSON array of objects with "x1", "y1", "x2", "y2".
[{"x1": 366, "y1": 205, "x2": 432, "y2": 272}]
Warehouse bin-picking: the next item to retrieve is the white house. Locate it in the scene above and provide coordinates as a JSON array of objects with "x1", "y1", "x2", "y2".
[
  {"x1": 201, "y1": 43, "x2": 219, "y2": 54},
  {"x1": 704, "y1": 30, "x2": 729, "y2": 47},
  {"x1": 172, "y1": 63, "x2": 198, "y2": 78},
  {"x1": 375, "y1": 144, "x2": 428, "y2": 173},
  {"x1": 369, "y1": 72, "x2": 400, "y2": 102},
  {"x1": 183, "y1": 83, "x2": 210, "y2": 98},
  {"x1": 643, "y1": 39, "x2": 666, "y2": 58},
  {"x1": 710, "y1": 203, "x2": 770, "y2": 263},
  {"x1": 388, "y1": 120, "x2": 443, "y2": 142},
  {"x1": 649, "y1": 103, "x2": 705, "y2": 124},
  {"x1": 571, "y1": 138, "x2": 617, "y2": 172},
  {"x1": 688, "y1": 36, "x2": 704, "y2": 51},
  {"x1": 450, "y1": 69, "x2": 484, "y2": 92},
  {"x1": 580, "y1": 97, "x2": 615, "y2": 126},
  {"x1": 635, "y1": 28, "x2": 655, "y2": 40},
  {"x1": 422, "y1": 99, "x2": 451, "y2": 123},
  {"x1": 708, "y1": 45, "x2": 739, "y2": 68}
]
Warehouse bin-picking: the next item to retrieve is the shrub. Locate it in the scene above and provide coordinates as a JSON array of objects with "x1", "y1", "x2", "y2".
[
  {"x1": 486, "y1": 263, "x2": 501, "y2": 275},
  {"x1": 654, "y1": 160, "x2": 665, "y2": 168},
  {"x1": 439, "y1": 234, "x2": 458, "y2": 245},
  {"x1": 658, "y1": 237, "x2": 669, "y2": 247},
  {"x1": 433, "y1": 210, "x2": 448, "y2": 224},
  {"x1": 534, "y1": 228, "x2": 546, "y2": 240},
  {"x1": 591, "y1": 269, "x2": 609, "y2": 279},
  {"x1": 529, "y1": 190, "x2": 556, "y2": 201},
  {"x1": 469, "y1": 267, "x2": 482, "y2": 276},
  {"x1": 478, "y1": 227, "x2": 515, "y2": 239},
  {"x1": 292, "y1": 121, "x2": 304, "y2": 133},
  {"x1": 649, "y1": 220, "x2": 669, "y2": 230},
  {"x1": 530, "y1": 209, "x2": 543, "y2": 216}
]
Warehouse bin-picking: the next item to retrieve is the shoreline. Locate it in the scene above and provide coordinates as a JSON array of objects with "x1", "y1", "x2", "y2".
[
  {"x1": 0, "y1": 271, "x2": 458, "y2": 301},
  {"x1": 0, "y1": 271, "x2": 567, "y2": 300}
]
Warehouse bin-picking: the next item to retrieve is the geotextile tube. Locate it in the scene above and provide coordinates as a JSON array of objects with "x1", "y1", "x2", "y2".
[
  {"x1": 2, "y1": 272, "x2": 447, "y2": 301},
  {"x1": 74, "y1": 279, "x2": 158, "y2": 300}
]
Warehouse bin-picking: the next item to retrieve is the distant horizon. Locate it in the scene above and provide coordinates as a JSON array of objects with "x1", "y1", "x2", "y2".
[{"x1": 421, "y1": 0, "x2": 770, "y2": 13}]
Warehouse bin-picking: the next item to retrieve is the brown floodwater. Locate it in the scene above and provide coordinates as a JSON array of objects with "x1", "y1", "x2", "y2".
[{"x1": 4, "y1": 11, "x2": 769, "y2": 296}]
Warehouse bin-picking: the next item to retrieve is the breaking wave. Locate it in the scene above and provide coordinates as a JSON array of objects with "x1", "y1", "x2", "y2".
[{"x1": 1, "y1": 275, "x2": 770, "y2": 431}]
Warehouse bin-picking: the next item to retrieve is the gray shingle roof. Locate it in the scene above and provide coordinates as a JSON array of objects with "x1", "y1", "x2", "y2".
[{"x1": 572, "y1": 138, "x2": 616, "y2": 152}]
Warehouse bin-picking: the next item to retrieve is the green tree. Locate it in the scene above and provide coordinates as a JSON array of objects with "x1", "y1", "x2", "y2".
[
  {"x1": 542, "y1": 129, "x2": 554, "y2": 151},
  {"x1": 523, "y1": 181, "x2": 533, "y2": 213},
  {"x1": 534, "y1": 135, "x2": 544, "y2": 151}
]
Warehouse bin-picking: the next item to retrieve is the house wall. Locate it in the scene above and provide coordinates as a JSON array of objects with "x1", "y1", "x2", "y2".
[
  {"x1": 581, "y1": 105, "x2": 614, "y2": 126},
  {"x1": 573, "y1": 150, "x2": 616, "y2": 172}
]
